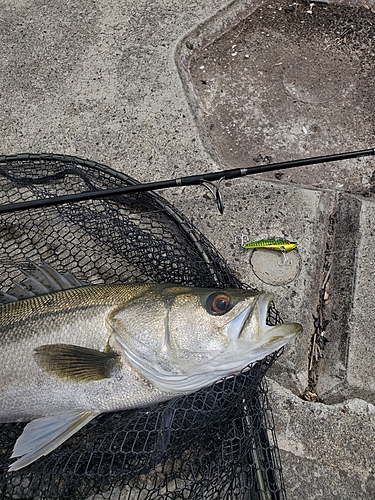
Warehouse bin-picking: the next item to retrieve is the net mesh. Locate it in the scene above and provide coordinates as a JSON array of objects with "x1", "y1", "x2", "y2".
[{"x1": 0, "y1": 154, "x2": 286, "y2": 499}]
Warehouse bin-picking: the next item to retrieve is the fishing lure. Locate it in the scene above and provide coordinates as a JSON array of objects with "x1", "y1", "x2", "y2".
[{"x1": 243, "y1": 239, "x2": 298, "y2": 252}]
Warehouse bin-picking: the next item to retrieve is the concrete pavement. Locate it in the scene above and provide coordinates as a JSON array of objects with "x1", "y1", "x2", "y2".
[{"x1": 1, "y1": 0, "x2": 375, "y2": 497}]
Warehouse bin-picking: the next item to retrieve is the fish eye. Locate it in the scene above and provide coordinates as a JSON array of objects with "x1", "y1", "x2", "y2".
[{"x1": 206, "y1": 293, "x2": 232, "y2": 315}]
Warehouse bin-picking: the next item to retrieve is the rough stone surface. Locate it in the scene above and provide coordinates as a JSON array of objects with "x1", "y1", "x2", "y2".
[
  {"x1": 1, "y1": 0, "x2": 375, "y2": 498},
  {"x1": 187, "y1": 0, "x2": 375, "y2": 194},
  {"x1": 268, "y1": 378, "x2": 375, "y2": 499},
  {"x1": 346, "y1": 198, "x2": 375, "y2": 403},
  {"x1": 0, "y1": 0, "x2": 228, "y2": 179},
  {"x1": 315, "y1": 192, "x2": 364, "y2": 404}
]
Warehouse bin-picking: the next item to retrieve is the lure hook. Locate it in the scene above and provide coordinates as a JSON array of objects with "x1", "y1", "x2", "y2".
[
  {"x1": 278, "y1": 250, "x2": 292, "y2": 266},
  {"x1": 200, "y1": 177, "x2": 225, "y2": 214}
]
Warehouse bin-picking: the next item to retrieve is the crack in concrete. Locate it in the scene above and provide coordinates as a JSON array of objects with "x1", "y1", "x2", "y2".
[{"x1": 303, "y1": 239, "x2": 333, "y2": 402}]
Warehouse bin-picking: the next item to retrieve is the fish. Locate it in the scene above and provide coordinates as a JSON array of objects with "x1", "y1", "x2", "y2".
[
  {"x1": 0, "y1": 262, "x2": 302, "y2": 471},
  {"x1": 243, "y1": 238, "x2": 298, "y2": 252}
]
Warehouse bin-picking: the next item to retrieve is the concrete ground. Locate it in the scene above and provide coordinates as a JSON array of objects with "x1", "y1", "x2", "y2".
[{"x1": 1, "y1": 0, "x2": 375, "y2": 498}]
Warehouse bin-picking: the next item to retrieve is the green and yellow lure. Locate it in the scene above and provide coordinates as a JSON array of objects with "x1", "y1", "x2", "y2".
[{"x1": 243, "y1": 238, "x2": 297, "y2": 252}]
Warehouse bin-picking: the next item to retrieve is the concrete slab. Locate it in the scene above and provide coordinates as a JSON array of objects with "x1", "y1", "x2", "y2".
[
  {"x1": 346, "y1": 197, "x2": 375, "y2": 402},
  {"x1": 0, "y1": 0, "x2": 229, "y2": 179},
  {"x1": 1, "y1": 0, "x2": 375, "y2": 499},
  {"x1": 185, "y1": 0, "x2": 375, "y2": 194},
  {"x1": 268, "y1": 378, "x2": 375, "y2": 500}
]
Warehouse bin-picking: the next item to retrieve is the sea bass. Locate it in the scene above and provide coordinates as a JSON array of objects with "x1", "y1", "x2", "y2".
[{"x1": 0, "y1": 268, "x2": 302, "y2": 471}]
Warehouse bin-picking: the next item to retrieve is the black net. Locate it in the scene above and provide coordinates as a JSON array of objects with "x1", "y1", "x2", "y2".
[{"x1": 0, "y1": 154, "x2": 286, "y2": 499}]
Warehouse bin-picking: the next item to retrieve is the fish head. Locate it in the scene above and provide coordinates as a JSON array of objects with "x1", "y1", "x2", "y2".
[
  {"x1": 109, "y1": 285, "x2": 302, "y2": 394},
  {"x1": 166, "y1": 287, "x2": 301, "y2": 369},
  {"x1": 166, "y1": 287, "x2": 270, "y2": 360}
]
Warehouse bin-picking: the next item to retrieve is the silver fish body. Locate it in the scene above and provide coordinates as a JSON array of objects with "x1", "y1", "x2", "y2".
[
  {"x1": 0, "y1": 280, "x2": 302, "y2": 471},
  {"x1": 1, "y1": 284, "x2": 177, "y2": 421}
]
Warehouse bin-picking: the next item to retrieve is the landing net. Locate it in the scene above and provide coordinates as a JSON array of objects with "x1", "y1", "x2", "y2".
[{"x1": 0, "y1": 154, "x2": 285, "y2": 499}]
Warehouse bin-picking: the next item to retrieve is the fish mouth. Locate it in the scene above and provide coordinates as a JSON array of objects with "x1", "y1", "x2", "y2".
[
  {"x1": 214, "y1": 291, "x2": 302, "y2": 378},
  {"x1": 223, "y1": 292, "x2": 302, "y2": 345},
  {"x1": 256, "y1": 292, "x2": 302, "y2": 345}
]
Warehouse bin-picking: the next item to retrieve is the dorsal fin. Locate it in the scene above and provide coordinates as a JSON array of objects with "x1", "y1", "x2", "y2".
[{"x1": 1, "y1": 261, "x2": 87, "y2": 305}]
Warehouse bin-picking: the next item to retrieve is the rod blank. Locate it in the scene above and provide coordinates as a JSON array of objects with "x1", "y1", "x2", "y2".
[{"x1": 0, "y1": 148, "x2": 374, "y2": 214}]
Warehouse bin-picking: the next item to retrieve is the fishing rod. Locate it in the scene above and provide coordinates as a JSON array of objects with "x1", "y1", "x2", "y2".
[{"x1": 0, "y1": 147, "x2": 374, "y2": 214}]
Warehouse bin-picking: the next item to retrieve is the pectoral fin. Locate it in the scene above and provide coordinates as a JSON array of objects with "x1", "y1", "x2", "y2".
[
  {"x1": 33, "y1": 344, "x2": 121, "y2": 382},
  {"x1": 9, "y1": 410, "x2": 98, "y2": 471}
]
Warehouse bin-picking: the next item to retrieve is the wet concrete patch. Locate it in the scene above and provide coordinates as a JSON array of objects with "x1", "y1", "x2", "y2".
[{"x1": 188, "y1": 0, "x2": 375, "y2": 194}]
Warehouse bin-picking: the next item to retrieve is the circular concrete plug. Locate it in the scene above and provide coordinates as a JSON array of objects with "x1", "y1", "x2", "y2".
[{"x1": 250, "y1": 248, "x2": 301, "y2": 285}]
